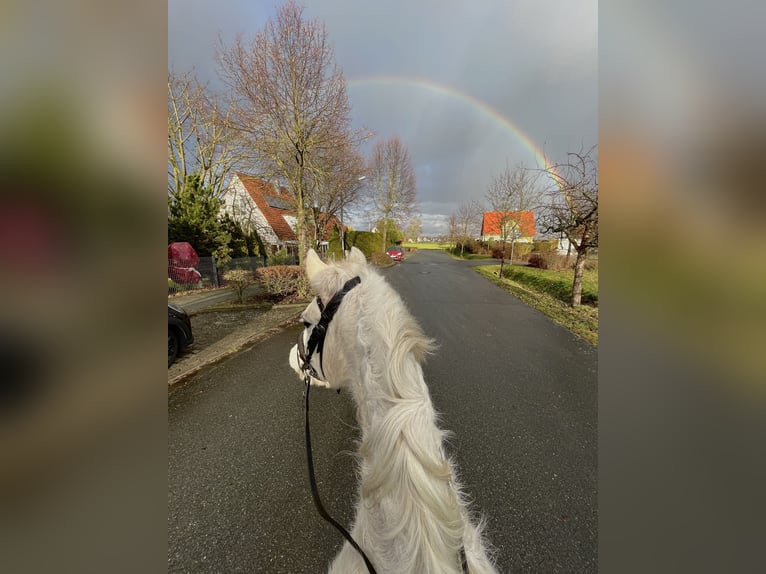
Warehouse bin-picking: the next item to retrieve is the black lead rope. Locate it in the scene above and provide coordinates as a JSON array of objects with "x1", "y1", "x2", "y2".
[{"x1": 304, "y1": 376, "x2": 378, "y2": 574}]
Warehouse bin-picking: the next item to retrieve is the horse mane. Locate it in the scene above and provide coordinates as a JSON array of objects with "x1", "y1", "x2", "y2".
[
  {"x1": 305, "y1": 253, "x2": 495, "y2": 573},
  {"x1": 319, "y1": 259, "x2": 480, "y2": 573}
]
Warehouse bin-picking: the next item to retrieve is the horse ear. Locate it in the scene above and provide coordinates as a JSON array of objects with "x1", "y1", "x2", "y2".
[
  {"x1": 347, "y1": 246, "x2": 366, "y2": 266},
  {"x1": 305, "y1": 249, "x2": 328, "y2": 281}
]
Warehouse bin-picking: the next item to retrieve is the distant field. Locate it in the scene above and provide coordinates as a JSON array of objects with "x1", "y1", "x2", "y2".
[{"x1": 402, "y1": 242, "x2": 450, "y2": 250}]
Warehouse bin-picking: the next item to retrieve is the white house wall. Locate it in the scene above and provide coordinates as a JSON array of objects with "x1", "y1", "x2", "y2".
[
  {"x1": 481, "y1": 234, "x2": 534, "y2": 243},
  {"x1": 557, "y1": 237, "x2": 572, "y2": 255},
  {"x1": 222, "y1": 176, "x2": 280, "y2": 246}
]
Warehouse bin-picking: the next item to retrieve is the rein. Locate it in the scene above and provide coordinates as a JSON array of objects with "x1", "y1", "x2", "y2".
[
  {"x1": 304, "y1": 377, "x2": 378, "y2": 574},
  {"x1": 298, "y1": 276, "x2": 378, "y2": 573},
  {"x1": 298, "y1": 274, "x2": 469, "y2": 574}
]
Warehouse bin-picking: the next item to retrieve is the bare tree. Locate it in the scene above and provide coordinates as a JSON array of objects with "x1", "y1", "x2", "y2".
[
  {"x1": 453, "y1": 200, "x2": 483, "y2": 257},
  {"x1": 539, "y1": 146, "x2": 598, "y2": 306},
  {"x1": 485, "y1": 162, "x2": 540, "y2": 276},
  {"x1": 405, "y1": 217, "x2": 422, "y2": 242},
  {"x1": 447, "y1": 213, "x2": 459, "y2": 250},
  {"x1": 305, "y1": 135, "x2": 367, "y2": 249},
  {"x1": 167, "y1": 71, "x2": 243, "y2": 201},
  {"x1": 218, "y1": 0, "x2": 366, "y2": 264},
  {"x1": 368, "y1": 136, "x2": 417, "y2": 252}
]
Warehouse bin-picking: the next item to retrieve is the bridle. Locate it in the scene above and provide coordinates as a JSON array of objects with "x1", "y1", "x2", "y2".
[
  {"x1": 296, "y1": 274, "x2": 469, "y2": 574},
  {"x1": 297, "y1": 275, "x2": 379, "y2": 573},
  {"x1": 297, "y1": 275, "x2": 361, "y2": 383}
]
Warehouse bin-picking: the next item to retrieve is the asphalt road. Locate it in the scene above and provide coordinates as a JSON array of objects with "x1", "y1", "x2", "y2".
[{"x1": 168, "y1": 250, "x2": 597, "y2": 573}]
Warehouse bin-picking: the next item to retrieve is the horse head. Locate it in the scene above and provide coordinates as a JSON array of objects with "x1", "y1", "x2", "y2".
[{"x1": 288, "y1": 247, "x2": 368, "y2": 391}]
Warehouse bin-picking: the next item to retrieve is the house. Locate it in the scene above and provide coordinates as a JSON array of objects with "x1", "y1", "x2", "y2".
[
  {"x1": 556, "y1": 236, "x2": 572, "y2": 255},
  {"x1": 221, "y1": 172, "x2": 343, "y2": 255},
  {"x1": 480, "y1": 211, "x2": 536, "y2": 242}
]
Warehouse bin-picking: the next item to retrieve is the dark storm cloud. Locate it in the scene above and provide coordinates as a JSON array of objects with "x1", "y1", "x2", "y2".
[{"x1": 169, "y1": 0, "x2": 597, "y2": 234}]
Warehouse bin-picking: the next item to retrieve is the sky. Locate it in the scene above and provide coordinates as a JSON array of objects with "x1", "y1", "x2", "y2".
[{"x1": 168, "y1": 0, "x2": 597, "y2": 235}]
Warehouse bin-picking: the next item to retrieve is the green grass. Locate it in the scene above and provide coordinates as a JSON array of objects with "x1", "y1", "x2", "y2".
[
  {"x1": 402, "y1": 242, "x2": 450, "y2": 250},
  {"x1": 474, "y1": 265, "x2": 598, "y2": 346},
  {"x1": 503, "y1": 266, "x2": 598, "y2": 306}
]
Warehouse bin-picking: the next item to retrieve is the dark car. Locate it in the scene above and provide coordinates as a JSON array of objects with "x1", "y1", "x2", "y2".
[
  {"x1": 168, "y1": 303, "x2": 194, "y2": 367},
  {"x1": 386, "y1": 247, "x2": 403, "y2": 262}
]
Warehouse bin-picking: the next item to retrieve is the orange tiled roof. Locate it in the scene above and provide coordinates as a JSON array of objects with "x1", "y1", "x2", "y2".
[
  {"x1": 234, "y1": 173, "x2": 342, "y2": 242},
  {"x1": 481, "y1": 211, "x2": 536, "y2": 238}
]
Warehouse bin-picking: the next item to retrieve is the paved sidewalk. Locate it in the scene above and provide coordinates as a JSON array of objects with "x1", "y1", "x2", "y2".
[
  {"x1": 168, "y1": 285, "x2": 305, "y2": 387},
  {"x1": 168, "y1": 284, "x2": 265, "y2": 314}
]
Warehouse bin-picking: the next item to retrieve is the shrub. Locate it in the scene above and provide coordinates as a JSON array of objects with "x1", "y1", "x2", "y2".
[
  {"x1": 584, "y1": 257, "x2": 598, "y2": 271},
  {"x1": 491, "y1": 245, "x2": 506, "y2": 259},
  {"x1": 474, "y1": 241, "x2": 492, "y2": 256},
  {"x1": 344, "y1": 230, "x2": 382, "y2": 258},
  {"x1": 511, "y1": 243, "x2": 533, "y2": 260},
  {"x1": 532, "y1": 239, "x2": 559, "y2": 253},
  {"x1": 326, "y1": 225, "x2": 344, "y2": 260},
  {"x1": 267, "y1": 248, "x2": 294, "y2": 266},
  {"x1": 452, "y1": 238, "x2": 482, "y2": 256},
  {"x1": 223, "y1": 268, "x2": 254, "y2": 303},
  {"x1": 527, "y1": 253, "x2": 546, "y2": 268},
  {"x1": 491, "y1": 241, "x2": 532, "y2": 260},
  {"x1": 370, "y1": 252, "x2": 393, "y2": 267},
  {"x1": 528, "y1": 252, "x2": 572, "y2": 271},
  {"x1": 256, "y1": 265, "x2": 310, "y2": 299}
]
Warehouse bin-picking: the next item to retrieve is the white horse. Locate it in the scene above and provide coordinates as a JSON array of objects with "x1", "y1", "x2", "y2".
[{"x1": 289, "y1": 247, "x2": 497, "y2": 574}]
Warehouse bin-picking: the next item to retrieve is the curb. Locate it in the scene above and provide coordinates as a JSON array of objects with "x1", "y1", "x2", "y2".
[
  {"x1": 271, "y1": 302, "x2": 311, "y2": 310},
  {"x1": 168, "y1": 310, "x2": 302, "y2": 387}
]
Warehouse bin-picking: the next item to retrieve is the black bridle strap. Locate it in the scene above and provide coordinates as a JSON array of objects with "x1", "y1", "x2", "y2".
[
  {"x1": 305, "y1": 377, "x2": 378, "y2": 574},
  {"x1": 305, "y1": 276, "x2": 361, "y2": 377}
]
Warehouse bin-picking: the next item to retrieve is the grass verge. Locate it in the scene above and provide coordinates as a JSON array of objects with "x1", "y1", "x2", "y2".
[
  {"x1": 448, "y1": 252, "x2": 494, "y2": 260},
  {"x1": 503, "y1": 265, "x2": 598, "y2": 306},
  {"x1": 474, "y1": 265, "x2": 598, "y2": 346}
]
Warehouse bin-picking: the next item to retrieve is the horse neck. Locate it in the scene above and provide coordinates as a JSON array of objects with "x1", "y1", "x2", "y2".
[
  {"x1": 350, "y1": 294, "x2": 434, "y2": 430},
  {"x1": 348, "y1": 302, "x2": 467, "y2": 572}
]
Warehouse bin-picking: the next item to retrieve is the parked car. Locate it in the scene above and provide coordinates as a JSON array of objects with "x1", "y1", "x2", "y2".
[
  {"x1": 386, "y1": 247, "x2": 403, "y2": 262},
  {"x1": 168, "y1": 303, "x2": 194, "y2": 367}
]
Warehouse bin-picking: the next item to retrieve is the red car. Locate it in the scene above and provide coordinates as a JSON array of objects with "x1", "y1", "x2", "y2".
[{"x1": 386, "y1": 247, "x2": 403, "y2": 262}]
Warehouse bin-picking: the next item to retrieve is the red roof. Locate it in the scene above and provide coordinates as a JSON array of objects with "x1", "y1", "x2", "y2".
[
  {"x1": 233, "y1": 173, "x2": 342, "y2": 242},
  {"x1": 481, "y1": 211, "x2": 536, "y2": 238}
]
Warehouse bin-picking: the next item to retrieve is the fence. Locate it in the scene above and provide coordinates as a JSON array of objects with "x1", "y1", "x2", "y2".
[{"x1": 168, "y1": 255, "x2": 269, "y2": 295}]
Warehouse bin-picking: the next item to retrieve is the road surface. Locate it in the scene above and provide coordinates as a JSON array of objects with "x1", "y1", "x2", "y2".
[{"x1": 168, "y1": 249, "x2": 597, "y2": 573}]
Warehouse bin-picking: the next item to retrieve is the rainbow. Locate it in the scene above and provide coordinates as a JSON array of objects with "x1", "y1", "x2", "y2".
[{"x1": 347, "y1": 74, "x2": 560, "y2": 183}]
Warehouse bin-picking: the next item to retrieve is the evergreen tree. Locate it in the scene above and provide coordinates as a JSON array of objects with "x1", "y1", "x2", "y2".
[
  {"x1": 375, "y1": 219, "x2": 404, "y2": 248},
  {"x1": 168, "y1": 174, "x2": 231, "y2": 261},
  {"x1": 219, "y1": 212, "x2": 261, "y2": 258}
]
